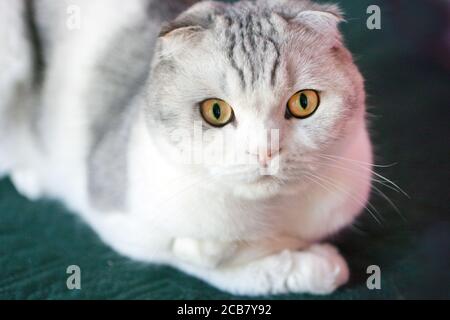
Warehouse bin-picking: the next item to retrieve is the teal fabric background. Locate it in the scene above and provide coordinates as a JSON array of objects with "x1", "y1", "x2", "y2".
[{"x1": 0, "y1": 0, "x2": 449, "y2": 299}]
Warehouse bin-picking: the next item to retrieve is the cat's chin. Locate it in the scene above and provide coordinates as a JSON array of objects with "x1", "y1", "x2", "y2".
[{"x1": 230, "y1": 176, "x2": 286, "y2": 200}]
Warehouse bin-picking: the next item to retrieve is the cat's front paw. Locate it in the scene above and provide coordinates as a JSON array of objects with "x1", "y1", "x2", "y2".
[
  {"x1": 182, "y1": 242, "x2": 350, "y2": 296},
  {"x1": 287, "y1": 243, "x2": 349, "y2": 295},
  {"x1": 10, "y1": 169, "x2": 42, "y2": 200},
  {"x1": 172, "y1": 237, "x2": 237, "y2": 269}
]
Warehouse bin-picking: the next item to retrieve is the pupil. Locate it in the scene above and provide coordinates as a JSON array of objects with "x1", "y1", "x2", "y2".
[
  {"x1": 299, "y1": 93, "x2": 308, "y2": 109},
  {"x1": 212, "y1": 103, "x2": 221, "y2": 119}
]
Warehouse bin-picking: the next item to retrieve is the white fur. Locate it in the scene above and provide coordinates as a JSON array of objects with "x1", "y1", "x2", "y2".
[
  {"x1": 1, "y1": 0, "x2": 372, "y2": 296},
  {"x1": 0, "y1": 0, "x2": 34, "y2": 177}
]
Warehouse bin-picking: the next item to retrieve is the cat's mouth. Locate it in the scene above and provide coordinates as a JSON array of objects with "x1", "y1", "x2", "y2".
[
  {"x1": 209, "y1": 167, "x2": 287, "y2": 199},
  {"x1": 211, "y1": 167, "x2": 279, "y2": 184},
  {"x1": 237, "y1": 174, "x2": 279, "y2": 186},
  {"x1": 230, "y1": 175, "x2": 285, "y2": 199}
]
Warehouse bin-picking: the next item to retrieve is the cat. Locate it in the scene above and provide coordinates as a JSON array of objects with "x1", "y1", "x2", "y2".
[{"x1": 0, "y1": 0, "x2": 372, "y2": 295}]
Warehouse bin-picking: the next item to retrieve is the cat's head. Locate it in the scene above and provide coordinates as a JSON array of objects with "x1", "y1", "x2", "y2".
[{"x1": 145, "y1": 0, "x2": 366, "y2": 199}]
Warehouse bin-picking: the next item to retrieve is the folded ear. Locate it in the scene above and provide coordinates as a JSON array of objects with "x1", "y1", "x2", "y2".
[
  {"x1": 159, "y1": 1, "x2": 226, "y2": 37},
  {"x1": 290, "y1": 6, "x2": 344, "y2": 37}
]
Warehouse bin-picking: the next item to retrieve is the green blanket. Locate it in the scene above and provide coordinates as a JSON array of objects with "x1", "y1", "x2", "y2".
[{"x1": 1, "y1": 0, "x2": 449, "y2": 299}]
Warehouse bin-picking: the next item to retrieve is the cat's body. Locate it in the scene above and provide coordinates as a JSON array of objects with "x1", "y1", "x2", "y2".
[{"x1": 0, "y1": 0, "x2": 372, "y2": 295}]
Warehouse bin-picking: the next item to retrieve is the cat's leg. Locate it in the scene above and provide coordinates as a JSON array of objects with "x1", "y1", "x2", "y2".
[
  {"x1": 172, "y1": 237, "x2": 240, "y2": 269},
  {"x1": 171, "y1": 238, "x2": 349, "y2": 295},
  {"x1": 83, "y1": 212, "x2": 174, "y2": 264},
  {"x1": 10, "y1": 169, "x2": 43, "y2": 200},
  {"x1": 0, "y1": 0, "x2": 34, "y2": 178}
]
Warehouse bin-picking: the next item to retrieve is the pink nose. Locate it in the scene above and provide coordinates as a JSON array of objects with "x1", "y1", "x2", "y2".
[{"x1": 247, "y1": 148, "x2": 281, "y2": 167}]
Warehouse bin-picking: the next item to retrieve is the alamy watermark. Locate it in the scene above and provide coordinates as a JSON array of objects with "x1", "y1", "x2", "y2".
[
  {"x1": 165, "y1": 121, "x2": 281, "y2": 175},
  {"x1": 367, "y1": 5, "x2": 382, "y2": 30},
  {"x1": 366, "y1": 265, "x2": 381, "y2": 290},
  {"x1": 66, "y1": 265, "x2": 81, "y2": 290},
  {"x1": 66, "y1": 5, "x2": 82, "y2": 31}
]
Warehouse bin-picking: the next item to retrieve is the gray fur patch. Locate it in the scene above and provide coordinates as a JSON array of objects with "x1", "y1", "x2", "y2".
[
  {"x1": 88, "y1": 100, "x2": 139, "y2": 211},
  {"x1": 221, "y1": 9, "x2": 282, "y2": 90},
  {"x1": 86, "y1": 0, "x2": 195, "y2": 211}
]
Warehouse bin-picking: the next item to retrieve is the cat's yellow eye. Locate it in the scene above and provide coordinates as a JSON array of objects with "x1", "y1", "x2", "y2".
[
  {"x1": 286, "y1": 89, "x2": 320, "y2": 119},
  {"x1": 200, "y1": 99, "x2": 234, "y2": 127}
]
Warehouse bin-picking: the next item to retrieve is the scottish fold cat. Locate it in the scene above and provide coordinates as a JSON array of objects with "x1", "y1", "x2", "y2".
[{"x1": 0, "y1": 0, "x2": 373, "y2": 295}]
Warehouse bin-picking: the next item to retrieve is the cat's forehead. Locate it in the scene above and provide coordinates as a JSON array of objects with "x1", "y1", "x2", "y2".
[{"x1": 214, "y1": 10, "x2": 285, "y2": 92}]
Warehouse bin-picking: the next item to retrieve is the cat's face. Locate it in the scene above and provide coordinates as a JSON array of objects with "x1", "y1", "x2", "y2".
[{"x1": 146, "y1": 0, "x2": 365, "y2": 198}]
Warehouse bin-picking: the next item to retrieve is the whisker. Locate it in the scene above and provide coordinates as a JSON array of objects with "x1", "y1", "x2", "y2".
[
  {"x1": 316, "y1": 160, "x2": 405, "y2": 195},
  {"x1": 350, "y1": 225, "x2": 368, "y2": 236},
  {"x1": 317, "y1": 154, "x2": 410, "y2": 198},
  {"x1": 370, "y1": 184, "x2": 407, "y2": 222},
  {"x1": 303, "y1": 172, "x2": 383, "y2": 225},
  {"x1": 319, "y1": 153, "x2": 398, "y2": 168},
  {"x1": 314, "y1": 172, "x2": 383, "y2": 223},
  {"x1": 314, "y1": 159, "x2": 406, "y2": 221}
]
